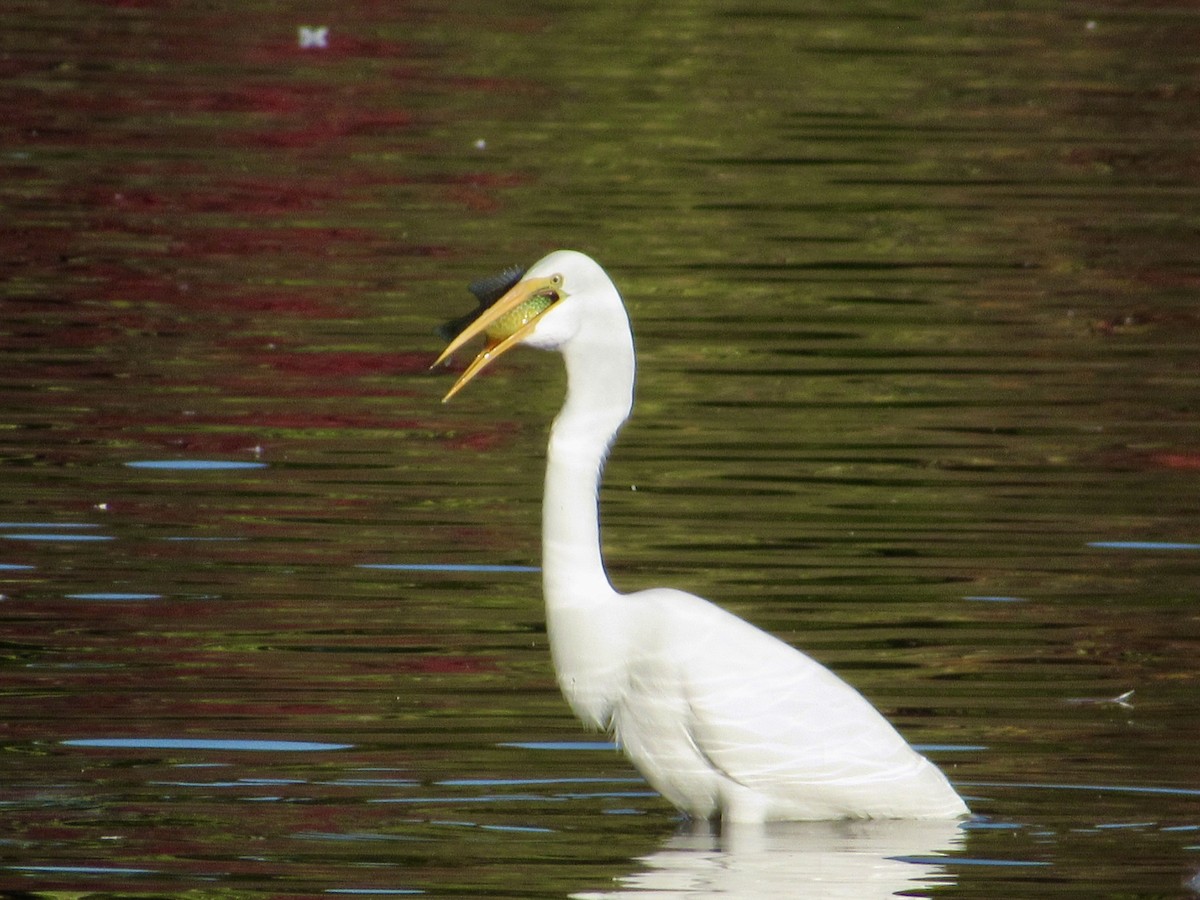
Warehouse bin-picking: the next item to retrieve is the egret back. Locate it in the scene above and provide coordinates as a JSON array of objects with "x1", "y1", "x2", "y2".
[{"x1": 611, "y1": 588, "x2": 969, "y2": 821}]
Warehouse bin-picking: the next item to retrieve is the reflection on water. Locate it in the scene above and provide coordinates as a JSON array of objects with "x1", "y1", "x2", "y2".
[
  {"x1": 65, "y1": 592, "x2": 163, "y2": 601},
  {"x1": 63, "y1": 737, "x2": 355, "y2": 752},
  {"x1": 2, "y1": 0, "x2": 1199, "y2": 896},
  {"x1": 575, "y1": 819, "x2": 965, "y2": 900},
  {"x1": 125, "y1": 459, "x2": 269, "y2": 470}
]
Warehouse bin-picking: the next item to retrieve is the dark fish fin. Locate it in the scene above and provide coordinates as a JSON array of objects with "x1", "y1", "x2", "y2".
[
  {"x1": 468, "y1": 265, "x2": 527, "y2": 306},
  {"x1": 436, "y1": 264, "x2": 527, "y2": 343},
  {"x1": 435, "y1": 310, "x2": 478, "y2": 343}
]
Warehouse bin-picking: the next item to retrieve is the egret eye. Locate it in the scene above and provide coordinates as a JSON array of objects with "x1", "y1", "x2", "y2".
[{"x1": 483, "y1": 289, "x2": 558, "y2": 340}]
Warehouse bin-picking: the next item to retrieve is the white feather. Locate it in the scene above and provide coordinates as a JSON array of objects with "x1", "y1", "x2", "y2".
[{"x1": 450, "y1": 250, "x2": 969, "y2": 822}]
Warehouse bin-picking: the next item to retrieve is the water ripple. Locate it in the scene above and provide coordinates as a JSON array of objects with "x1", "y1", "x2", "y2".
[{"x1": 63, "y1": 738, "x2": 353, "y2": 752}]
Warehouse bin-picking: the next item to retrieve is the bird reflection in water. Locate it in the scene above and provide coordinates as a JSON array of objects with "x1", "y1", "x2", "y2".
[{"x1": 571, "y1": 818, "x2": 964, "y2": 899}]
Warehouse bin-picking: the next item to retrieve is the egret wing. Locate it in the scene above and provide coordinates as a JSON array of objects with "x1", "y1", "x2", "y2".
[{"x1": 632, "y1": 589, "x2": 957, "y2": 817}]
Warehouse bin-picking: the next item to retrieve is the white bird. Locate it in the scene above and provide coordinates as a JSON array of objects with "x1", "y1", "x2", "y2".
[{"x1": 434, "y1": 250, "x2": 969, "y2": 823}]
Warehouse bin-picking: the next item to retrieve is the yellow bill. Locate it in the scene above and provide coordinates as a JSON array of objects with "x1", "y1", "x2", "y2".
[{"x1": 434, "y1": 274, "x2": 564, "y2": 401}]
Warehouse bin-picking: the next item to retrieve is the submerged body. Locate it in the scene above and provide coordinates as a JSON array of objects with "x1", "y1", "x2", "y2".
[{"x1": 437, "y1": 250, "x2": 969, "y2": 822}]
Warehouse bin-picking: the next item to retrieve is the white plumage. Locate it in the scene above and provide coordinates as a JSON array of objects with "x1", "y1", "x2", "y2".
[{"x1": 436, "y1": 250, "x2": 968, "y2": 822}]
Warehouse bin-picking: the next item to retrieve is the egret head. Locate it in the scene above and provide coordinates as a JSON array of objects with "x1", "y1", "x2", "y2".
[{"x1": 434, "y1": 250, "x2": 601, "y2": 401}]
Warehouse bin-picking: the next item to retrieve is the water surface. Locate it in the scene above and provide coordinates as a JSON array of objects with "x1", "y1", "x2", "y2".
[{"x1": 2, "y1": 1, "x2": 1198, "y2": 896}]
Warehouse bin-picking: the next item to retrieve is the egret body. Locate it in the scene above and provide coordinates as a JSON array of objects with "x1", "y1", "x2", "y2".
[{"x1": 435, "y1": 250, "x2": 969, "y2": 822}]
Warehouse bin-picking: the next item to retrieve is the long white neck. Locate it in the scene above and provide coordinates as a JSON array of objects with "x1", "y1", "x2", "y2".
[{"x1": 541, "y1": 289, "x2": 636, "y2": 728}]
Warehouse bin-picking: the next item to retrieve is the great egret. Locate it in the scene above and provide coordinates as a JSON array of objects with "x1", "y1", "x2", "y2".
[{"x1": 434, "y1": 250, "x2": 969, "y2": 822}]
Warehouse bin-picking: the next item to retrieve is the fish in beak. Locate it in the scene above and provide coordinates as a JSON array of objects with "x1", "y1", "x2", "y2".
[{"x1": 433, "y1": 266, "x2": 566, "y2": 401}]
